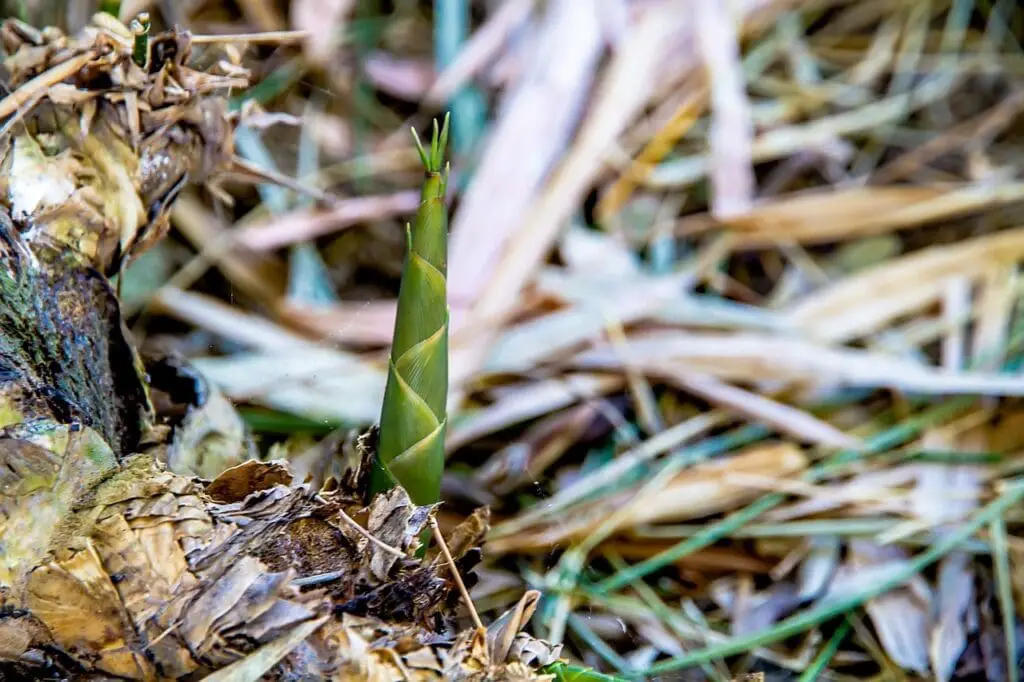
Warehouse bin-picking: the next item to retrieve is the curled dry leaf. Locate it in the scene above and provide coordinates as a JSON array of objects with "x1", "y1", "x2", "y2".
[
  {"x1": 487, "y1": 590, "x2": 544, "y2": 663},
  {"x1": 6, "y1": 415, "x2": 555, "y2": 679}
]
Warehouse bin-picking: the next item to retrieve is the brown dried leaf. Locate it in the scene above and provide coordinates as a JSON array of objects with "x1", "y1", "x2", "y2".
[
  {"x1": 787, "y1": 226, "x2": 1024, "y2": 343},
  {"x1": 720, "y1": 184, "x2": 1024, "y2": 247},
  {"x1": 604, "y1": 442, "x2": 807, "y2": 528},
  {"x1": 443, "y1": 507, "x2": 492, "y2": 563},
  {"x1": 200, "y1": 615, "x2": 329, "y2": 682},
  {"x1": 0, "y1": 425, "x2": 119, "y2": 586},
  {"x1": 26, "y1": 543, "x2": 157, "y2": 678},
  {"x1": 365, "y1": 486, "x2": 434, "y2": 581},
  {"x1": 206, "y1": 459, "x2": 294, "y2": 503},
  {"x1": 487, "y1": 590, "x2": 543, "y2": 663},
  {"x1": 444, "y1": 627, "x2": 491, "y2": 679}
]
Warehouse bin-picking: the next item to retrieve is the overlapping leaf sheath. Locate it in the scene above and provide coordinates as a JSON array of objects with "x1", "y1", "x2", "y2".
[{"x1": 376, "y1": 117, "x2": 451, "y2": 504}]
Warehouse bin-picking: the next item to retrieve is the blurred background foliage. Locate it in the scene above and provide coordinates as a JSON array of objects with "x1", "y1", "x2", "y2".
[{"x1": 6, "y1": 0, "x2": 1024, "y2": 678}]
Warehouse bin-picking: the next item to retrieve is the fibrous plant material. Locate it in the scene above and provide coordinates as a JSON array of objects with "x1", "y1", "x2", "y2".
[
  {"x1": 0, "y1": 15, "x2": 558, "y2": 681},
  {"x1": 374, "y1": 115, "x2": 451, "y2": 505}
]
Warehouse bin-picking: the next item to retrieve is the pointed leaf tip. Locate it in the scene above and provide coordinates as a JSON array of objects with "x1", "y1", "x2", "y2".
[
  {"x1": 411, "y1": 127, "x2": 429, "y2": 170},
  {"x1": 430, "y1": 119, "x2": 440, "y2": 164},
  {"x1": 437, "y1": 112, "x2": 450, "y2": 167},
  {"x1": 410, "y1": 114, "x2": 451, "y2": 173}
]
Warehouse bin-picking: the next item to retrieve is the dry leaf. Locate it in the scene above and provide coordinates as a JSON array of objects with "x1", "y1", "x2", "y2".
[
  {"x1": 842, "y1": 541, "x2": 931, "y2": 675},
  {"x1": 721, "y1": 184, "x2": 1024, "y2": 247},
  {"x1": 930, "y1": 552, "x2": 975, "y2": 682}
]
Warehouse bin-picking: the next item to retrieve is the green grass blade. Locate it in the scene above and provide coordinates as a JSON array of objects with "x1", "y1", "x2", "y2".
[
  {"x1": 565, "y1": 613, "x2": 635, "y2": 677},
  {"x1": 642, "y1": 479, "x2": 1024, "y2": 674},
  {"x1": 542, "y1": 661, "x2": 627, "y2": 682},
  {"x1": 991, "y1": 516, "x2": 1018, "y2": 682},
  {"x1": 594, "y1": 396, "x2": 975, "y2": 594},
  {"x1": 797, "y1": 616, "x2": 852, "y2": 682}
]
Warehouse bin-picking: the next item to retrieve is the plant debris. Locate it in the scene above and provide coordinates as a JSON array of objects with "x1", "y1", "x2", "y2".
[
  {"x1": 0, "y1": 13, "x2": 559, "y2": 681},
  {"x1": 7, "y1": 0, "x2": 1024, "y2": 680}
]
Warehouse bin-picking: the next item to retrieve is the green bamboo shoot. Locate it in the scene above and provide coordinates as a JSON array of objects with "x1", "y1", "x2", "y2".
[{"x1": 374, "y1": 115, "x2": 450, "y2": 504}]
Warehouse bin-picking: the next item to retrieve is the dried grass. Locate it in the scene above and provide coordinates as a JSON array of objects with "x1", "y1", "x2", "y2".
[{"x1": 10, "y1": 0, "x2": 1024, "y2": 678}]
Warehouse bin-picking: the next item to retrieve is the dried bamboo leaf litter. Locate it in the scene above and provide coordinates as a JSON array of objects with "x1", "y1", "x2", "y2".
[{"x1": 5, "y1": 1, "x2": 1024, "y2": 680}]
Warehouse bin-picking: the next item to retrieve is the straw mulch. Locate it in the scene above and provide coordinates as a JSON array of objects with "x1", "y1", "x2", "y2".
[{"x1": 7, "y1": 0, "x2": 1024, "y2": 679}]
